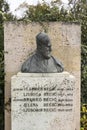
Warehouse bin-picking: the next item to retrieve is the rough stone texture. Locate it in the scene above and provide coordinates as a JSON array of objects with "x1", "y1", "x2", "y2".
[
  {"x1": 11, "y1": 72, "x2": 76, "y2": 130},
  {"x1": 4, "y1": 22, "x2": 81, "y2": 130}
]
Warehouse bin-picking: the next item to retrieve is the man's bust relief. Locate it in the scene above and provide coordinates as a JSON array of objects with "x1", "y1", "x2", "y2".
[{"x1": 21, "y1": 32, "x2": 64, "y2": 73}]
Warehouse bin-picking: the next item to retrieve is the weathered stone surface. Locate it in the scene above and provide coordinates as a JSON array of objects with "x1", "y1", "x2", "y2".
[
  {"x1": 11, "y1": 72, "x2": 76, "y2": 130},
  {"x1": 4, "y1": 22, "x2": 81, "y2": 130}
]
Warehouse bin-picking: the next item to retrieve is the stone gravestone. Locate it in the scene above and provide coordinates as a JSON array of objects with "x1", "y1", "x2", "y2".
[
  {"x1": 11, "y1": 72, "x2": 76, "y2": 130},
  {"x1": 4, "y1": 22, "x2": 80, "y2": 130}
]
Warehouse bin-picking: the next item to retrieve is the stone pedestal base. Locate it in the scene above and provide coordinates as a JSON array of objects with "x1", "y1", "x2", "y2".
[{"x1": 11, "y1": 72, "x2": 77, "y2": 130}]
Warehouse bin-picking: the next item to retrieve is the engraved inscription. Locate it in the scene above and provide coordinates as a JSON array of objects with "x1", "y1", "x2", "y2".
[{"x1": 12, "y1": 78, "x2": 75, "y2": 113}]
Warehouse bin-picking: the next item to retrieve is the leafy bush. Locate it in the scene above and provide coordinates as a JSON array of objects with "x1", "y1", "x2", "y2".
[
  {"x1": 81, "y1": 104, "x2": 87, "y2": 130},
  {"x1": 0, "y1": 0, "x2": 15, "y2": 129}
]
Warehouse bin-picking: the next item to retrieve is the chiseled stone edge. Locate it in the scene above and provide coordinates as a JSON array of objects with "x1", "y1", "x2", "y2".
[{"x1": 11, "y1": 71, "x2": 75, "y2": 78}]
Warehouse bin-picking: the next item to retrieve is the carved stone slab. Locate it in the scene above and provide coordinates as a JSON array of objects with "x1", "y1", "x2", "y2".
[{"x1": 11, "y1": 72, "x2": 76, "y2": 130}]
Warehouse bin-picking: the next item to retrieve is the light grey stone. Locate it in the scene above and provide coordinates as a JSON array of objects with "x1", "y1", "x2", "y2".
[
  {"x1": 4, "y1": 22, "x2": 80, "y2": 130},
  {"x1": 11, "y1": 72, "x2": 76, "y2": 130}
]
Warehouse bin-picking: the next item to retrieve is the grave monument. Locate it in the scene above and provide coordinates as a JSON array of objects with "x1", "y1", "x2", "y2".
[
  {"x1": 11, "y1": 32, "x2": 76, "y2": 130},
  {"x1": 4, "y1": 22, "x2": 80, "y2": 130}
]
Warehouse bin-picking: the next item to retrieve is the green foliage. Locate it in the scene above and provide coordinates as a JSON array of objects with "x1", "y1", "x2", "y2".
[
  {"x1": 0, "y1": 51, "x2": 4, "y2": 85},
  {"x1": 0, "y1": 0, "x2": 15, "y2": 129},
  {"x1": 72, "y1": 1, "x2": 87, "y2": 103},
  {"x1": 81, "y1": 104, "x2": 87, "y2": 130},
  {"x1": 23, "y1": 3, "x2": 75, "y2": 22},
  {"x1": 0, "y1": 51, "x2": 4, "y2": 130},
  {"x1": 81, "y1": 45, "x2": 87, "y2": 103},
  {"x1": 0, "y1": 1, "x2": 4, "y2": 129},
  {"x1": 0, "y1": 25, "x2": 4, "y2": 51}
]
